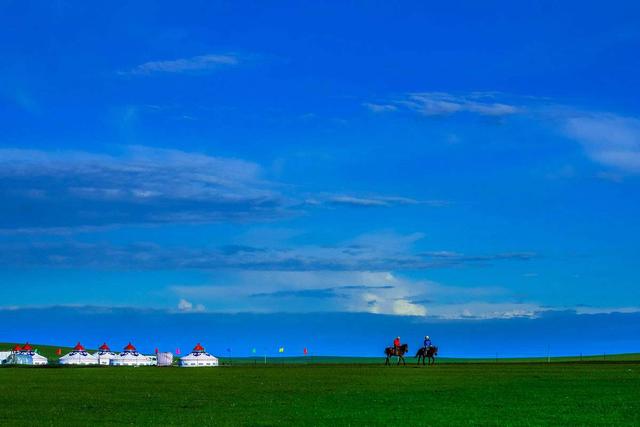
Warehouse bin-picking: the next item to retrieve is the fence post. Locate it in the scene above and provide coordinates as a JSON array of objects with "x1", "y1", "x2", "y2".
[{"x1": 547, "y1": 344, "x2": 550, "y2": 363}]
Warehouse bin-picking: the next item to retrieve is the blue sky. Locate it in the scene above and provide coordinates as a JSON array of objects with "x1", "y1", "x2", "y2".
[{"x1": 1, "y1": 1, "x2": 639, "y2": 355}]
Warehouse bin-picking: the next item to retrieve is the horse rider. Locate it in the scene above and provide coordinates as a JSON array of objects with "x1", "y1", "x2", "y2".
[
  {"x1": 423, "y1": 335, "x2": 432, "y2": 350},
  {"x1": 393, "y1": 336, "x2": 401, "y2": 354}
]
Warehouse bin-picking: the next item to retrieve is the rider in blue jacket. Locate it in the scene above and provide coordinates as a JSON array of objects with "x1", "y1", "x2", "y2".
[{"x1": 423, "y1": 335, "x2": 432, "y2": 349}]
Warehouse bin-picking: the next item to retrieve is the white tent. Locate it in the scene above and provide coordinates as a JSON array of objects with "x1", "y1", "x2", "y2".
[
  {"x1": 6, "y1": 343, "x2": 48, "y2": 365},
  {"x1": 94, "y1": 342, "x2": 118, "y2": 366},
  {"x1": 59, "y1": 342, "x2": 99, "y2": 365},
  {"x1": 110, "y1": 342, "x2": 155, "y2": 366},
  {"x1": 179, "y1": 343, "x2": 219, "y2": 367},
  {"x1": 0, "y1": 351, "x2": 11, "y2": 365}
]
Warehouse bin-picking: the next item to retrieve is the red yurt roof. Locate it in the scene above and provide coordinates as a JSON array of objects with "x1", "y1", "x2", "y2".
[
  {"x1": 13, "y1": 344, "x2": 22, "y2": 352},
  {"x1": 22, "y1": 343, "x2": 33, "y2": 351},
  {"x1": 193, "y1": 343, "x2": 205, "y2": 352},
  {"x1": 124, "y1": 342, "x2": 137, "y2": 352},
  {"x1": 99, "y1": 343, "x2": 111, "y2": 351},
  {"x1": 73, "y1": 342, "x2": 85, "y2": 351}
]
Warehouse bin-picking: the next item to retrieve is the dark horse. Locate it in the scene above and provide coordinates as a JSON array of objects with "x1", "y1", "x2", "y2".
[
  {"x1": 415, "y1": 346, "x2": 438, "y2": 365},
  {"x1": 384, "y1": 343, "x2": 409, "y2": 365}
]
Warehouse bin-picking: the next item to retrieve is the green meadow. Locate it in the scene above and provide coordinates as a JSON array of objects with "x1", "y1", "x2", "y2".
[{"x1": 1, "y1": 344, "x2": 639, "y2": 426}]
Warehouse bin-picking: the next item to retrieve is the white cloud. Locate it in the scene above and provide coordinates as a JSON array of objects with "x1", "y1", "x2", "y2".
[
  {"x1": 170, "y1": 269, "x2": 528, "y2": 319},
  {"x1": 325, "y1": 195, "x2": 427, "y2": 207},
  {"x1": 563, "y1": 113, "x2": 640, "y2": 173},
  {"x1": 304, "y1": 194, "x2": 446, "y2": 208},
  {"x1": 406, "y1": 92, "x2": 520, "y2": 116},
  {"x1": 373, "y1": 92, "x2": 520, "y2": 117},
  {"x1": 177, "y1": 299, "x2": 205, "y2": 313},
  {"x1": 0, "y1": 146, "x2": 286, "y2": 229},
  {"x1": 124, "y1": 54, "x2": 240, "y2": 75},
  {"x1": 392, "y1": 299, "x2": 427, "y2": 316},
  {"x1": 425, "y1": 302, "x2": 541, "y2": 320},
  {"x1": 367, "y1": 91, "x2": 640, "y2": 174},
  {"x1": 363, "y1": 102, "x2": 398, "y2": 113}
]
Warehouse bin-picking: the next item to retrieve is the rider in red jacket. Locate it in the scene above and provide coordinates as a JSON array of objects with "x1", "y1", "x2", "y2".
[{"x1": 393, "y1": 336, "x2": 401, "y2": 352}]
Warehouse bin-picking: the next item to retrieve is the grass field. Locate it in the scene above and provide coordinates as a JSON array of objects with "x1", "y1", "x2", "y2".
[{"x1": 1, "y1": 361, "x2": 639, "y2": 425}]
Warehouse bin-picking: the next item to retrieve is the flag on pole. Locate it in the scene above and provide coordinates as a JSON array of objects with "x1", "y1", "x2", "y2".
[
  {"x1": 251, "y1": 348, "x2": 256, "y2": 354},
  {"x1": 56, "y1": 348, "x2": 62, "y2": 356},
  {"x1": 303, "y1": 347, "x2": 308, "y2": 355},
  {"x1": 176, "y1": 348, "x2": 181, "y2": 355},
  {"x1": 278, "y1": 347, "x2": 285, "y2": 353},
  {"x1": 155, "y1": 348, "x2": 159, "y2": 354}
]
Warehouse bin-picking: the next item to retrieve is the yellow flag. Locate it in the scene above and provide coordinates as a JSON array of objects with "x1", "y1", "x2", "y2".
[{"x1": 278, "y1": 347, "x2": 284, "y2": 353}]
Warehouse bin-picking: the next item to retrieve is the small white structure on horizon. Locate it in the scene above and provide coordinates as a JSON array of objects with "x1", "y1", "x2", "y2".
[
  {"x1": 179, "y1": 343, "x2": 219, "y2": 367},
  {"x1": 94, "y1": 342, "x2": 118, "y2": 366},
  {"x1": 156, "y1": 352, "x2": 174, "y2": 367},
  {"x1": 0, "y1": 351, "x2": 11, "y2": 365},
  {"x1": 110, "y1": 342, "x2": 155, "y2": 366},
  {"x1": 59, "y1": 342, "x2": 99, "y2": 365},
  {"x1": 5, "y1": 343, "x2": 48, "y2": 365}
]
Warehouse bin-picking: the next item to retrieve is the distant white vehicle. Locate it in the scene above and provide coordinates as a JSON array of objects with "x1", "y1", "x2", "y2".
[
  {"x1": 59, "y1": 342, "x2": 99, "y2": 365},
  {"x1": 179, "y1": 343, "x2": 219, "y2": 367},
  {"x1": 0, "y1": 351, "x2": 11, "y2": 364},
  {"x1": 110, "y1": 342, "x2": 155, "y2": 366},
  {"x1": 157, "y1": 352, "x2": 174, "y2": 366}
]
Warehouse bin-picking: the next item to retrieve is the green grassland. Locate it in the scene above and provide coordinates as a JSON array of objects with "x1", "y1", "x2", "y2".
[
  {"x1": 1, "y1": 343, "x2": 639, "y2": 425},
  {"x1": 1, "y1": 362, "x2": 639, "y2": 425}
]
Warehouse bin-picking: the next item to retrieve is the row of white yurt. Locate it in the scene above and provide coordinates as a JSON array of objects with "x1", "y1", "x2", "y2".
[
  {"x1": 179, "y1": 343, "x2": 219, "y2": 367},
  {"x1": 55, "y1": 342, "x2": 154, "y2": 366},
  {"x1": 3, "y1": 342, "x2": 219, "y2": 367},
  {"x1": 5, "y1": 343, "x2": 48, "y2": 365}
]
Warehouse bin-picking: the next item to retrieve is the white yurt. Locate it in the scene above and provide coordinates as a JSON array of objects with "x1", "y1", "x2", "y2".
[
  {"x1": 94, "y1": 342, "x2": 118, "y2": 366},
  {"x1": 110, "y1": 342, "x2": 155, "y2": 366},
  {"x1": 179, "y1": 343, "x2": 219, "y2": 367},
  {"x1": 59, "y1": 342, "x2": 99, "y2": 365},
  {"x1": 6, "y1": 343, "x2": 48, "y2": 365}
]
